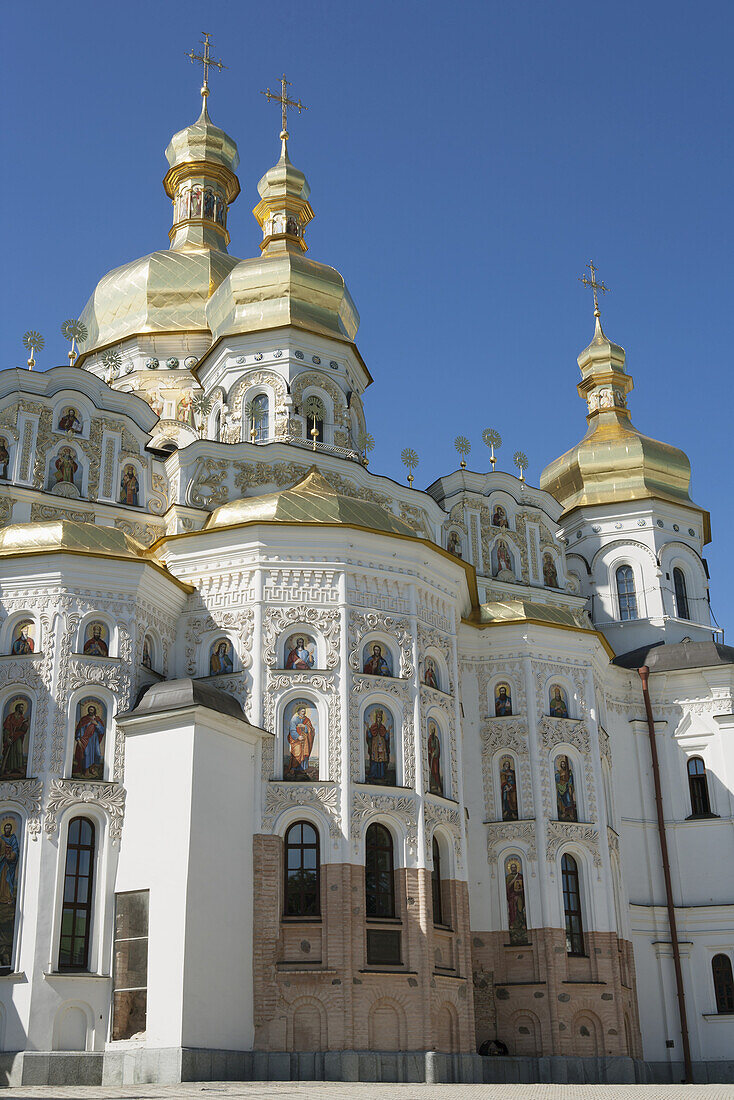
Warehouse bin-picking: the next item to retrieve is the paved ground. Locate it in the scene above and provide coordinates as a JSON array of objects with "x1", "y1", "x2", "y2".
[{"x1": 2, "y1": 1085, "x2": 733, "y2": 1099}]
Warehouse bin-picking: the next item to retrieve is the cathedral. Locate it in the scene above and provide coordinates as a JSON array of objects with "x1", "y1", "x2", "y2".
[{"x1": 0, "y1": 51, "x2": 731, "y2": 1088}]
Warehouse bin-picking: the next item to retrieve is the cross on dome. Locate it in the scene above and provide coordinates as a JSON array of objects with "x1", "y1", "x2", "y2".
[
  {"x1": 261, "y1": 74, "x2": 308, "y2": 147},
  {"x1": 186, "y1": 32, "x2": 227, "y2": 101},
  {"x1": 578, "y1": 260, "x2": 610, "y2": 320}
]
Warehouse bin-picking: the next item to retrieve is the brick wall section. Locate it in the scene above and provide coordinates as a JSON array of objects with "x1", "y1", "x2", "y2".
[
  {"x1": 252, "y1": 835, "x2": 475, "y2": 1052},
  {"x1": 470, "y1": 926, "x2": 642, "y2": 1058}
]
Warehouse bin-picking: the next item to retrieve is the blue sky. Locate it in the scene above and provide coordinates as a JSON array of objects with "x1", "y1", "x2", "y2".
[{"x1": 4, "y1": 1, "x2": 733, "y2": 630}]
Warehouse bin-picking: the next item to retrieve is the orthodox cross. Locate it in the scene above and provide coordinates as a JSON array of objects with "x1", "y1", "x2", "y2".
[
  {"x1": 186, "y1": 32, "x2": 226, "y2": 98},
  {"x1": 261, "y1": 74, "x2": 308, "y2": 137},
  {"x1": 578, "y1": 260, "x2": 610, "y2": 319}
]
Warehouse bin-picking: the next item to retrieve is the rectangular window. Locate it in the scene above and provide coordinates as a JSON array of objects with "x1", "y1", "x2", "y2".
[
  {"x1": 366, "y1": 929, "x2": 401, "y2": 966},
  {"x1": 111, "y1": 890, "x2": 149, "y2": 1041}
]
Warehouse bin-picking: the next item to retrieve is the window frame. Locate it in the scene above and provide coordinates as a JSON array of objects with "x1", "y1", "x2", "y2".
[
  {"x1": 283, "y1": 820, "x2": 321, "y2": 919},
  {"x1": 365, "y1": 822, "x2": 396, "y2": 920},
  {"x1": 58, "y1": 816, "x2": 96, "y2": 972},
  {"x1": 712, "y1": 953, "x2": 734, "y2": 1014},
  {"x1": 615, "y1": 564, "x2": 638, "y2": 621},
  {"x1": 561, "y1": 853, "x2": 585, "y2": 957},
  {"x1": 673, "y1": 566, "x2": 691, "y2": 620},
  {"x1": 431, "y1": 836, "x2": 443, "y2": 926},
  {"x1": 248, "y1": 392, "x2": 270, "y2": 444},
  {"x1": 687, "y1": 756, "x2": 712, "y2": 817}
]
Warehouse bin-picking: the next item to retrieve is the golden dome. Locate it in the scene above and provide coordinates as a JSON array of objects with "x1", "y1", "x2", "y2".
[
  {"x1": 540, "y1": 318, "x2": 710, "y2": 538},
  {"x1": 0, "y1": 520, "x2": 154, "y2": 560},
  {"x1": 206, "y1": 467, "x2": 414, "y2": 536},
  {"x1": 77, "y1": 102, "x2": 241, "y2": 359},
  {"x1": 206, "y1": 137, "x2": 359, "y2": 344}
]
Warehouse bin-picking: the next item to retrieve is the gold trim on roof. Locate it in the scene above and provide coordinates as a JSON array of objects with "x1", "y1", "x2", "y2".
[{"x1": 463, "y1": 598, "x2": 615, "y2": 658}]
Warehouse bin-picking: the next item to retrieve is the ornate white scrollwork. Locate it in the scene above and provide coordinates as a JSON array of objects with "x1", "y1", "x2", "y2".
[
  {"x1": 262, "y1": 606, "x2": 341, "y2": 670},
  {"x1": 44, "y1": 779, "x2": 127, "y2": 844},
  {"x1": 0, "y1": 779, "x2": 44, "y2": 837},
  {"x1": 545, "y1": 820, "x2": 601, "y2": 868},
  {"x1": 262, "y1": 781, "x2": 341, "y2": 840}
]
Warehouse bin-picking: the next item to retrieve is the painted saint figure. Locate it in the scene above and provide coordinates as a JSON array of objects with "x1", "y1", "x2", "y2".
[
  {"x1": 500, "y1": 755, "x2": 518, "y2": 821},
  {"x1": 0, "y1": 814, "x2": 21, "y2": 970},
  {"x1": 424, "y1": 657, "x2": 440, "y2": 691},
  {"x1": 495, "y1": 539, "x2": 513, "y2": 576},
  {"x1": 209, "y1": 639, "x2": 233, "y2": 676},
  {"x1": 427, "y1": 720, "x2": 443, "y2": 795},
  {"x1": 11, "y1": 622, "x2": 34, "y2": 655},
  {"x1": 58, "y1": 407, "x2": 82, "y2": 433},
  {"x1": 284, "y1": 701, "x2": 317, "y2": 780},
  {"x1": 83, "y1": 623, "x2": 109, "y2": 657},
  {"x1": 447, "y1": 531, "x2": 463, "y2": 558},
  {"x1": 54, "y1": 446, "x2": 79, "y2": 487},
  {"x1": 505, "y1": 856, "x2": 528, "y2": 945},
  {"x1": 73, "y1": 700, "x2": 106, "y2": 779},
  {"x1": 285, "y1": 635, "x2": 315, "y2": 670},
  {"x1": 0, "y1": 437, "x2": 9, "y2": 479},
  {"x1": 543, "y1": 553, "x2": 559, "y2": 588},
  {"x1": 554, "y1": 754, "x2": 577, "y2": 821},
  {"x1": 365, "y1": 706, "x2": 393, "y2": 785},
  {"x1": 494, "y1": 682, "x2": 512, "y2": 717},
  {"x1": 142, "y1": 637, "x2": 153, "y2": 669},
  {"x1": 492, "y1": 505, "x2": 508, "y2": 528},
  {"x1": 363, "y1": 643, "x2": 392, "y2": 677},
  {"x1": 549, "y1": 685, "x2": 568, "y2": 719},
  {"x1": 120, "y1": 465, "x2": 139, "y2": 506},
  {"x1": 1, "y1": 697, "x2": 30, "y2": 779}
]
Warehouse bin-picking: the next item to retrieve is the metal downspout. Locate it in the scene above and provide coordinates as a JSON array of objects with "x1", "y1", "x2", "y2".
[{"x1": 638, "y1": 665, "x2": 693, "y2": 1083}]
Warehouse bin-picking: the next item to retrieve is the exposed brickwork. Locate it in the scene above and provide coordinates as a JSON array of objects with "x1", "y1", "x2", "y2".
[
  {"x1": 470, "y1": 927, "x2": 642, "y2": 1058},
  {"x1": 252, "y1": 835, "x2": 475, "y2": 1052}
]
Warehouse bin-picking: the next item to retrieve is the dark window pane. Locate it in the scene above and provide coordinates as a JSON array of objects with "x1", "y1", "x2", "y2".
[
  {"x1": 112, "y1": 990, "x2": 147, "y2": 1041},
  {"x1": 283, "y1": 822, "x2": 321, "y2": 918},
  {"x1": 674, "y1": 568, "x2": 690, "y2": 620},
  {"x1": 114, "y1": 892, "x2": 148, "y2": 940},
  {"x1": 713, "y1": 955, "x2": 734, "y2": 1014},
  {"x1": 562, "y1": 854, "x2": 585, "y2": 956},
  {"x1": 367, "y1": 929, "x2": 401, "y2": 966},
  {"x1": 58, "y1": 817, "x2": 95, "y2": 971}
]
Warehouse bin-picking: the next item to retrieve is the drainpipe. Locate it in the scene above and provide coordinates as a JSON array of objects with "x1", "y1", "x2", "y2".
[{"x1": 638, "y1": 665, "x2": 693, "y2": 1083}]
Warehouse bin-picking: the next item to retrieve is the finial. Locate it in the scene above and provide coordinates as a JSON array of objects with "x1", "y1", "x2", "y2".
[
  {"x1": 191, "y1": 392, "x2": 214, "y2": 437},
  {"x1": 22, "y1": 331, "x2": 44, "y2": 371},
  {"x1": 245, "y1": 399, "x2": 267, "y2": 444},
  {"x1": 578, "y1": 260, "x2": 610, "y2": 322},
  {"x1": 101, "y1": 350, "x2": 122, "y2": 383},
  {"x1": 303, "y1": 396, "x2": 323, "y2": 451},
  {"x1": 261, "y1": 74, "x2": 308, "y2": 153},
  {"x1": 186, "y1": 32, "x2": 226, "y2": 105},
  {"x1": 60, "y1": 319, "x2": 88, "y2": 366},
  {"x1": 357, "y1": 430, "x2": 375, "y2": 467},
  {"x1": 401, "y1": 447, "x2": 419, "y2": 488},
  {"x1": 454, "y1": 435, "x2": 471, "y2": 470},
  {"x1": 482, "y1": 428, "x2": 502, "y2": 470},
  {"x1": 513, "y1": 450, "x2": 528, "y2": 483}
]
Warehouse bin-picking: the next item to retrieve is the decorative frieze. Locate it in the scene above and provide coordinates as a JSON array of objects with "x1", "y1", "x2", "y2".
[
  {"x1": 351, "y1": 788, "x2": 418, "y2": 855},
  {"x1": 44, "y1": 779, "x2": 127, "y2": 844},
  {"x1": 485, "y1": 821, "x2": 537, "y2": 871},
  {"x1": 261, "y1": 780, "x2": 341, "y2": 840},
  {"x1": 545, "y1": 820, "x2": 601, "y2": 868},
  {"x1": 0, "y1": 779, "x2": 44, "y2": 837},
  {"x1": 262, "y1": 606, "x2": 341, "y2": 670}
]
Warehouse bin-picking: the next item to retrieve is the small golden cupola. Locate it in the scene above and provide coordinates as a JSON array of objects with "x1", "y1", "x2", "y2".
[
  {"x1": 540, "y1": 289, "x2": 710, "y2": 538},
  {"x1": 206, "y1": 78, "x2": 359, "y2": 344}
]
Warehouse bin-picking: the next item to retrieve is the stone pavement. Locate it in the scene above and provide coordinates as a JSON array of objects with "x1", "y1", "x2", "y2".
[{"x1": 1, "y1": 1084, "x2": 734, "y2": 1099}]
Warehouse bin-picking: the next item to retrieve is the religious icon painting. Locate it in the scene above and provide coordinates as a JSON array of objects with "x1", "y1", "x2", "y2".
[
  {"x1": 548, "y1": 684, "x2": 569, "y2": 719},
  {"x1": 0, "y1": 436, "x2": 9, "y2": 479},
  {"x1": 499, "y1": 755, "x2": 518, "y2": 821},
  {"x1": 543, "y1": 552, "x2": 559, "y2": 588},
  {"x1": 10, "y1": 620, "x2": 35, "y2": 656},
  {"x1": 504, "y1": 855, "x2": 528, "y2": 945},
  {"x1": 492, "y1": 538, "x2": 515, "y2": 578},
  {"x1": 0, "y1": 811, "x2": 22, "y2": 972},
  {"x1": 364, "y1": 704, "x2": 396, "y2": 787},
  {"x1": 83, "y1": 621, "x2": 109, "y2": 657},
  {"x1": 141, "y1": 635, "x2": 154, "y2": 670},
  {"x1": 120, "y1": 464, "x2": 140, "y2": 506},
  {"x1": 53, "y1": 446, "x2": 80, "y2": 489},
  {"x1": 494, "y1": 682, "x2": 512, "y2": 717},
  {"x1": 492, "y1": 504, "x2": 509, "y2": 528},
  {"x1": 72, "y1": 697, "x2": 107, "y2": 780},
  {"x1": 0, "y1": 695, "x2": 31, "y2": 780},
  {"x1": 554, "y1": 754, "x2": 578, "y2": 821},
  {"x1": 57, "y1": 406, "x2": 82, "y2": 433},
  {"x1": 362, "y1": 642, "x2": 393, "y2": 677},
  {"x1": 423, "y1": 656, "x2": 441, "y2": 691},
  {"x1": 209, "y1": 638, "x2": 234, "y2": 676},
  {"x1": 447, "y1": 531, "x2": 463, "y2": 558},
  {"x1": 284, "y1": 633, "x2": 317, "y2": 670},
  {"x1": 427, "y1": 719, "x2": 444, "y2": 796},
  {"x1": 283, "y1": 699, "x2": 319, "y2": 781}
]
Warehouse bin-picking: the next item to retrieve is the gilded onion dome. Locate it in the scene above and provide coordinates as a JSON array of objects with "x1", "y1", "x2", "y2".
[
  {"x1": 206, "y1": 134, "x2": 359, "y2": 343},
  {"x1": 539, "y1": 317, "x2": 710, "y2": 538},
  {"x1": 77, "y1": 100, "x2": 242, "y2": 359}
]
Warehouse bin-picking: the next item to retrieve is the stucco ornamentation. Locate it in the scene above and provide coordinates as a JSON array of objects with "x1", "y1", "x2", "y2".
[
  {"x1": 44, "y1": 779, "x2": 127, "y2": 844},
  {"x1": 262, "y1": 606, "x2": 341, "y2": 670},
  {"x1": 545, "y1": 820, "x2": 601, "y2": 868},
  {"x1": 485, "y1": 821, "x2": 537, "y2": 871},
  {"x1": 0, "y1": 779, "x2": 44, "y2": 837}
]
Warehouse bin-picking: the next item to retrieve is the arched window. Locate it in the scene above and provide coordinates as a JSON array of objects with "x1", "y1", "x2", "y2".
[
  {"x1": 431, "y1": 836, "x2": 443, "y2": 925},
  {"x1": 59, "y1": 817, "x2": 95, "y2": 971},
  {"x1": 561, "y1": 853, "x2": 585, "y2": 956},
  {"x1": 283, "y1": 821, "x2": 320, "y2": 917},
  {"x1": 365, "y1": 823, "x2": 395, "y2": 918},
  {"x1": 712, "y1": 954, "x2": 734, "y2": 1014},
  {"x1": 303, "y1": 396, "x2": 325, "y2": 444},
  {"x1": 615, "y1": 565, "x2": 638, "y2": 621},
  {"x1": 687, "y1": 756, "x2": 711, "y2": 816},
  {"x1": 247, "y1": 393, "x2": 269, "y2": 443},
  {"x1": 673, "y1": 567, "x2": 690, "y2": 620},
  {"x1": 213, "y1": 408, "x2": 222, "y2": 441}
]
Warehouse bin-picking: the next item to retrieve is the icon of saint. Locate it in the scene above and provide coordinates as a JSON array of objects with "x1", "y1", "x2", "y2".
[
  {"x1": 73, "y1": 703, "x2": 105, "y2": 779},
  {"x1": 363, "y1": 644, "x2": 391, "y2": 677},
  {"x1": 83, "y1": 624, "x2": 108, "y2": 657},
  {"x1": 286, "y1": 703, "x2": 316, "y2": 780}
]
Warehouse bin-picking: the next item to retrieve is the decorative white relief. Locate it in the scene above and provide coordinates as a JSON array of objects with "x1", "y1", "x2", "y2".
[
  {"x1": 262, "y1": 606, "x2": 341, "y2": 670},
  {"x1": 351, "y1": 788, "x2": 418, "y2": 855},
  {"x1": 261, "y1": 781, "x2": 341, "y2": 840},
  {"x1": 424, "y1": 797, "x2": 463, "y2": 871},
  {"x1": 44, "y1": 779, "x2": 127, "y2": 844},
  {"x1": 545, "y1": 820, "x2": 601, "y2": 868},
  {"x1": 485, "y1": 821, "x2": 537, "y2": 872},
  {"x1": 0, "y1": 779, "x2": 44, "y2": 837},
  {"x1": 348, "y1": 610, "x2": 414, "y2": 679}
]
